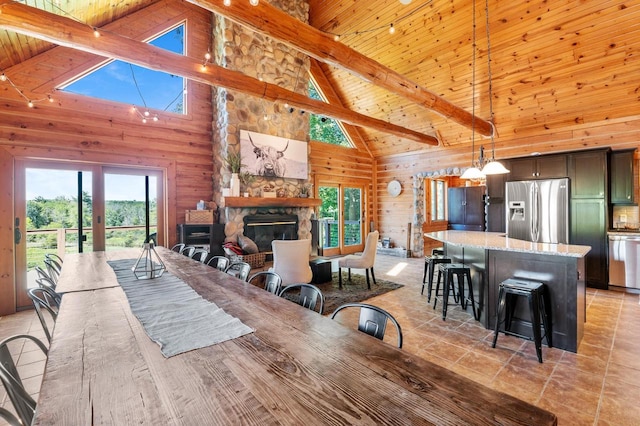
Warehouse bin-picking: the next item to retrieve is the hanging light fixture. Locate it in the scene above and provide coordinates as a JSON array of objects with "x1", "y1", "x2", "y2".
[
  {"x1": 480, "y1": 0, "x2": 509, "y2": 175},
  {"x1": 460, "y1": 0, "x2": 484, "y2": 180}
]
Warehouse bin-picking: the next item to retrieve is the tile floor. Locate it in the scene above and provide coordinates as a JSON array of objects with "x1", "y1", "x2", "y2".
[{"x1": 2, "y1": 254, "x2": 639, "y2": 425}]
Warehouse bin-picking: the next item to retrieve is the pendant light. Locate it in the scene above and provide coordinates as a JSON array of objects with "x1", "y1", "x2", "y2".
[
  {"x1": 480, "y1": 0, "x2": 509, "y2": 175},
  {"x1": 460, "y1": 0, "x2": 484, "y2": 180}
]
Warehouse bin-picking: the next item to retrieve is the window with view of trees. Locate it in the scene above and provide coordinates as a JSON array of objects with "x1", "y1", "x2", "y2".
[
  {"x1": 308, "y1": 80, "x2": 353, "y2": 147},
  {"x1": 430, "y1": 179, "x2": 447, "y2": 222}
]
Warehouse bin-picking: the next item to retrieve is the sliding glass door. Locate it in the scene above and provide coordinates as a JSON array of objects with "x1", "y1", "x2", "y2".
[
  {"x1": 14, "y1": 161, "x2": 164, "y2": 309},
  {"x1": 317, "y1": 181, "x2": 366, "y2": 256}
]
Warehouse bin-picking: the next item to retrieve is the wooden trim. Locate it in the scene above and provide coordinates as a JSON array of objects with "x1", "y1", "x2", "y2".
[
  {"x1": 223, "y1": 197, "x2": 321, "y2": 208},
  {"x1": 0, "y1": 148, "x2": 16, "y2": 315}
]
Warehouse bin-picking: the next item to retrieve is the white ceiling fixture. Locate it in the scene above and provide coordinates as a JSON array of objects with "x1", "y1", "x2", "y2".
[{"x1": 399, "y1": 0, "x2": 412, "y2": 4}]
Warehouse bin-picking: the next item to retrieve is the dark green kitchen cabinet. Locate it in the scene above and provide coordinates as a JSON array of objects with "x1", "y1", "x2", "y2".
[
  {"x1": 569, "y1": 150, "x2": 607, "y2": 199},
  {"x1": 570, "y1": 199, "x2": 607, "y2": 289},
  {"x1": 507, "y1": 154, "x2": 567, "y2": 181},
  {"x1": 610, "y1": 149, "x2": 635, "y2": 204}
]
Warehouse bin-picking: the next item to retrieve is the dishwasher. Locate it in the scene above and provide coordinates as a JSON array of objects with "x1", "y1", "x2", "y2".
[{"x1": 608, "y1": 235, "x2": 640, "y2": 288}]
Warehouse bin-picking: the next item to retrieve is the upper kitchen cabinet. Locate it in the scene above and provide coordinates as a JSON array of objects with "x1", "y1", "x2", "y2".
[
  {"x1": 507, "y1": 154, "x2": 567, "y2": 181},
  {"x1": 448, "y1": 186, "x2": 485, "y2": 231},
  {"x1": 610, "y1": 149, "x2": 636, "y2": 205},
  {"x1": 569, "y1": 149, "x2": 608, "y2": 199}
]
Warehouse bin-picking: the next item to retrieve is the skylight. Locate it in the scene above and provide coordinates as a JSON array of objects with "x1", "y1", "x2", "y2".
[{"x1": 61, "y1": 24, "x2": 186, "y2": 114}]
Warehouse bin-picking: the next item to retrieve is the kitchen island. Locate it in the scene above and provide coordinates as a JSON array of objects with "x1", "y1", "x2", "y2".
[{"x1": 425, "y1": 230, "x2": 591, "y2": 352}]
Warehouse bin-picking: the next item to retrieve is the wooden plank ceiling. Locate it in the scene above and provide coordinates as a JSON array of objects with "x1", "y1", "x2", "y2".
[{"x1": 1, "y1": 0, "x2": 638, "y2": 159}]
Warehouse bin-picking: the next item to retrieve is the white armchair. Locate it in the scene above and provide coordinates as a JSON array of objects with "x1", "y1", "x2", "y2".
[
  {"x1": 338, "y1": 231, "x2": 379, "y2": 289},
  {"x1": 269, "y1": 239, "x2": 313, "y2": 285}
]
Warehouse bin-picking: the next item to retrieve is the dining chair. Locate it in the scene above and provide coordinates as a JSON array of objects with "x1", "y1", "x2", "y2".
[
  {"x1": 225, "y1": 262, "x2": 251, "y2": 282},
  {"x1": 330, "y1": 303, "x2": 403, "y2": 348},
  {"x1": 0, "y1": 407, "x2": 20, "y2": 426},
  {"x1": 278, "y1": 284, "x2": 324, "y2": 314},
  {"x1": 170, "y1": 243, "x2": 185, "y2": 253},
  {"x1": 43, "y1": 258, "x2": 61, "y2": 284},
  {"x1": 269, "y1": 239, "x2": 313, "y2": 285},
  {"x1": 0, "y1": 335, "x2": 48, "y2": 426},
  {"x1": 180, "y1": 246, "x2": 196, "y2": 258},
  {"x1": 190, "y1": 249, "x2": 209, "y2": 263},
  {"x1": 206, "y1": 256, "x2": 230, "y2": 271},
  {"x1": 34, "y1": 278, "x2": 61, "y2": 304},
  {"x1": 248, "y1": 271, "x2": 283, "y2": 295},
  {"x1": 34, "y1": 266, "x2": 54, "y2": 284},
  {"x1": 337, "y1": 230, "x2": 379, "y2": 289},
  {"x1": 45, "y1": 252, "x2": 64, "y2": 265},
  {"x1": 27, "y1": 287, "x2": 60, "y2": 344}
]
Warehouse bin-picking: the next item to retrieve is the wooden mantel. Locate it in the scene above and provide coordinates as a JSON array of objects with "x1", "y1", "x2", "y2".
[{"x1": 223, "y1": 197, "x2": 321, "y2": 208}]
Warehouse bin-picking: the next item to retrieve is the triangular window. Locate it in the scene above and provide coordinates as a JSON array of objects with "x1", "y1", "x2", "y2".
[
  {"x1": 308, "y1": 79, "x2": 353, "y2": 148},
  {"x1": 60, "y1": 24, "x2": 186, "y2": 114}
]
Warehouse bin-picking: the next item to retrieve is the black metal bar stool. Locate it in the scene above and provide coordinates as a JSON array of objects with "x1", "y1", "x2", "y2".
[
  {"x1": 492, "y1": 278, "x2": 552, "y2": 363},
  {"x1": 422, "y1": 254, "x2": 451, "y2": 303},
  {"x1": 433, "y1": 263, "x2": 477, "y2": 321}
]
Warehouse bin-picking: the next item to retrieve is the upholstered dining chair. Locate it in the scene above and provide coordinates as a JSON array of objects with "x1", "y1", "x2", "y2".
[
  {"x1": 269, "y1": 239, "x2": 313, "y2": 285},
  {"x1": 206, "y1": 256, "x2": 230, "y2": 271},
  {"x1": 225, "y1": 262, "x2": 251, "y2": 282},
  {"x1": 330, "y1": 302, "x2": 403, "y2": 348},
  {"x1": 0, "y1": 335, "x2": 48, "y2": 426},
  {"x1": 278, "y1": 284, "x2": 324, "y2": 314},
  {"x1": 248, "y1": 271, "x2": 283, "y2": 295},
  {"x1": 337, "y1": 230, "x2": 379, "y2": 289}
]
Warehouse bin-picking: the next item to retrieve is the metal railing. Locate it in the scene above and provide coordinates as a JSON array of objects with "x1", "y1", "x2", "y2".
[
  {"x1": 25, "y1": 225, "x2": 155, "y2": 269},
  {"x1": 318, "y1": 219, "x2": 362, "y2": 248}
]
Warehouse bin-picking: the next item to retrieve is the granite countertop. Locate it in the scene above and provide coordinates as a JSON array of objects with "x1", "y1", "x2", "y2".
[
  {"x1": 607, "y1": 230, "x2": 640, "y2": 236},
  {"x1": 425, "y1": 230, "x2": 591, "y2": 258}
]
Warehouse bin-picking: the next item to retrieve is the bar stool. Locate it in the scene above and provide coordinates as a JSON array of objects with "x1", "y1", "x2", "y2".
[
  {"x1": 492, "y1": 278, "x2": 552, "y2": 363},
  {"x1": 433, "y1": 263, "x2": 477, "y2": 321},
  {"x1": 422, "y1": 255, "x2": 451, "y2": 303}
]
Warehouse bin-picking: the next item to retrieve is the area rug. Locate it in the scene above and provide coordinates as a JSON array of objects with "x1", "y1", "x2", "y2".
[{"x1": 315, "y1": 272, "x2": 403, "y2": 315}]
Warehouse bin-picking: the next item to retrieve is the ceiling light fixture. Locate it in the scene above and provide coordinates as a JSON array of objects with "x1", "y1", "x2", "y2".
[
  {"x1": 249, "y1": 0, "x2": 259, "y2": 6},
  {"x1": 223, "y1": 0, "x2": 231, "y2": 6},
  {"x1": 460, "y1": 0, "x2": 483, "y2": 180},
  {"x1": 389, "y1": 23, "x2": 395, "y2": 35},
  {"x1": 399, "y1": 0, "x2": 412, "y2": 4},
  {"x1": 479, "y1": 0, "x2": 509, "y2": 176}
]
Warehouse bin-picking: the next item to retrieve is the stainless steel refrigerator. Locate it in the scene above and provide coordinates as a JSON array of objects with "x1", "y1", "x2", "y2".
[{"x1": 505, "y1": 178, "x2": 569, "y2": 244}]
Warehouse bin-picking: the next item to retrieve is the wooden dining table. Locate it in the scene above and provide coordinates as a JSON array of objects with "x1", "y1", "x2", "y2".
[{"x1": 35, "y1": 247, "x2": 557, "y2": 425}]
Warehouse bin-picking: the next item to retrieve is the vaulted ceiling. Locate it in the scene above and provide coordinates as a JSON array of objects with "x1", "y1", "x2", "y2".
[{"x1": 1, "y1": 0, "x2": 638, "y2": 159}]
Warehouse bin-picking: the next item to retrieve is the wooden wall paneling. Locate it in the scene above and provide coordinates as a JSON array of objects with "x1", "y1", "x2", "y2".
[{"x1": 0, "y1": 147, "x2": 16, "y2": 315}]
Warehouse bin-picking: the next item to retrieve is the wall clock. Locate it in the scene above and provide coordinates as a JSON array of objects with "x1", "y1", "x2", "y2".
[{"x1": 387, "y1": 180, "x2": 402, "y2": 197}]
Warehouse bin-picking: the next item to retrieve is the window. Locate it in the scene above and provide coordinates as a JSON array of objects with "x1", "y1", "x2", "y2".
[
  {"x1": 429, "y1": 179, "x2": 447, "y2": 222},
  {"x1": 60, "y1": 24, "x2": 186, "y2": 114},
  {"x1": 308, "y1": 79, "x2": 353, "y2": 147}
]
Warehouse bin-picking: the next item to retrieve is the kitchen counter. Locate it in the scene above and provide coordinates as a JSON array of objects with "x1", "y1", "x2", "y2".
[
  {"x1": 426, "y1": 230, "x2": 591, "y2": 257},
  {"x1": 608, "y1": 230, "x2": 640, "y2": 236},
  {"x1": 424, "y1": 230, "x2": 588, "y2": 352}
]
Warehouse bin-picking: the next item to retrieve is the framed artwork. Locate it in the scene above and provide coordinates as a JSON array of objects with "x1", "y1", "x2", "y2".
[{"x1": 240, "y1": 130, "x2": 308, "y2": 179}]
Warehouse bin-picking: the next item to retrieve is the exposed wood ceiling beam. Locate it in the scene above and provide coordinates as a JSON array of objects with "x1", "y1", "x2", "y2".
[
  {"x1": 186, "y1": 0, "x2": 493, "y2": 137},
  {"x1": 0, "y1": 2, "x2": 438, "y2": 146}
]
